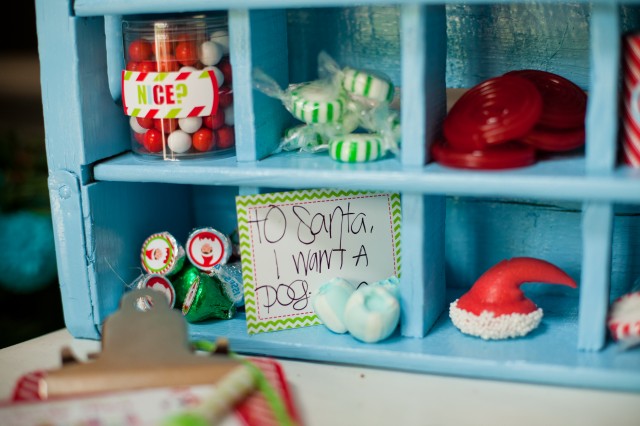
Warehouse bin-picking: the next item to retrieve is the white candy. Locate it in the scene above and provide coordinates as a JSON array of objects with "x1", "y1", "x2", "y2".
[
  {"x1": 179, "y1": 66, "x2": 198, "y2": 72},
  {"x1": 329, "y1": 133, "x2": 384, "y2": 163},
  {"x1": 344, "y1": 285, "x2": 400, "y2": 343},
  {"x1": 312, "y1": 278, "x2": 356, "y2": 334},
  {"x1": 342, "y1": 67, "x2": 394, "y2": 105},
  {"x1": 200, "y1": 40, "x2": 223, "y2": 66},
  {"x1": 130, "y1": 116, "x2": 147, "y2": 134},
  {"x1": 449, "y1": 299, "x2": 543, "y2": 340},
  {"x1": 290, "y1": 81, "x2": 346, "y2": 124},
  {"x1": 224, "y1": 105, "x2": 234, "y2": 126},
  {"x1": 167, "y1": 129, "x2": 192, "y2": 153},
  {"x1": 178, "y1": 117, "x2": 203, "y2": 134},
  {"x1": 210, "y1": 30, "x2": 229, "y2": 55},
  {"x1": 203, "y1": 66, "x2": 224, "y2": 87}
]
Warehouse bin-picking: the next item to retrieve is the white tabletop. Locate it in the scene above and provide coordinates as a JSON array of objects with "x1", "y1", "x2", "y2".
[{"x1": 1, "y1": 329, "x2": 639, "y2": 426}]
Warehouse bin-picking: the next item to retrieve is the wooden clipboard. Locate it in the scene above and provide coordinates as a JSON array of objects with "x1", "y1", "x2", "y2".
[{"x1": 39, "y1": 289, "x2": 246, "y2": 400}]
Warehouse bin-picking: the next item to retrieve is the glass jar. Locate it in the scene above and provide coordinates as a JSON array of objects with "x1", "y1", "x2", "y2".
[{"x1": 122, "y1": 14, "x2": 234, "y2": 160}]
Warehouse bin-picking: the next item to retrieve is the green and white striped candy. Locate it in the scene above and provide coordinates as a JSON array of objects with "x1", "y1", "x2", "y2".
[
  {"x1": 342, "y1": 68, "x2": 394, "y2": 104},
  {"x1": 290, "y1": 82, "x2": 346, "y2": 124},
  {"x1": 329, "y1": 133, "x2": 384, "y2": 163}
]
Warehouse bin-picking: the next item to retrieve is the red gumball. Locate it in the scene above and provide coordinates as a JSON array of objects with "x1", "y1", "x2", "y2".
[
  {"x1": 175, "y1": 41, "x2": 198, "y2": 66},
  {"x1": 128, "y1": 39, "x2": 153, "y2": 62},
  {"x1": 136, "y1": 116, "x2": 155, "y2": 129},
  {"x1": 218, "y1": 58, "x2": 232, "y2": 85},
  {"x1": 126, "y1": 61, "x2": 140, "y2": 71},
  {"x1": 216, "y1": 126, "x2": 235, "y2": 150},
  {"x1": 204, "y1": 109, "x2": 225, "y2": 130},
  {"x1": 143, "y1": 129, "x2": 164, "y2": 152},
  {"x1": 151, "y1": 39, "x2": 174, "y2": 58},
  {"x1": 133, "y1": 130, "x2": 146, "y2": 145},
  {"x1": 192, "y1": 128, "x2": 216, "y2": 152},
  {"x1": 157, "y1": 54, "x2": 180, "y2": 72},
  {"x1": 138, "y1": 61, "x2": 158, "y2": 73},
  {"x1": 154, "y1": 118, "x2": 178, "y2": 134},
  {"x1": 218, "y1": 86, "x2": 233, "y2": 108}
]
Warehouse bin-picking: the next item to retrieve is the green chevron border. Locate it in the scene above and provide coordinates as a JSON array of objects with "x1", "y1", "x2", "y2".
[{"x1": 236, "y1": 188, "x2": 401, "y2": 335}]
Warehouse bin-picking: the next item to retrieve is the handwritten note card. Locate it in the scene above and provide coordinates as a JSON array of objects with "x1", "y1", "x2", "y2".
[{"x1": 236, "y1": 189, "x2": 401, "y2": 334}]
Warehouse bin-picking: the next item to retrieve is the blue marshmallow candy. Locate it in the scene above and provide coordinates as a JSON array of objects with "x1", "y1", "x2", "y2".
[{"x1": 312, "y1": 278, "x2": 356, "y2": 334}]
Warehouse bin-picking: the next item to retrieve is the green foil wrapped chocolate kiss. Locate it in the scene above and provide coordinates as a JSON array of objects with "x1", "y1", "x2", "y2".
[{"x1": 180, "y1": 268, "x2": 236, "y2": 323}]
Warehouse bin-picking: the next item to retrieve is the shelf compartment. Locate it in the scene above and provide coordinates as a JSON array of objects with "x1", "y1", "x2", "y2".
[{"x1": 187, "y1": 289, "x2": 640, "y2": 393}]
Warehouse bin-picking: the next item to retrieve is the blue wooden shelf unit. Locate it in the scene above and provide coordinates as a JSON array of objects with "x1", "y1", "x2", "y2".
[{"x1": 35, "y1": 0, "x2": 640, "y2": 392}]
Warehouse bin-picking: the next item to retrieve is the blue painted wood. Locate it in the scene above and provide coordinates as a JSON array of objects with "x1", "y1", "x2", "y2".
[
  {"x1": 104, "y1": 15, "x2": 124, "y2": 103},
  {"x1": 86, "y1": 182, "x2": 193, "y2": 325},
  {"x1": 400, "y1": 195, "x2": 446, "y2": 337},
  {"x1": 47, "y1": 171, "x2": 99, "y2": 339},
  {"x1": 186, "y1": 292, "x2": 640, "y2": 393},
  {"x1": 242, "y1": 9, "x2": 290, "y2": 161},
  {"x1": 578, "y1": 202, "x2": 614, "y2": 351},
  {"x1": 74, "y1": 1, "x2": 630, "y2": 18},
  {"x1": 36, "y1": 0, "x2": 640, "y2": 391},
  {"x1": 93, "y1": 152, "x2": 640, "y2": 203},
  {"x1": 401, "y1": 5, "x2": 446, "y2": 166},
  {"x1": 587, "y1": 2, "x2": 621, "y2": 174}
]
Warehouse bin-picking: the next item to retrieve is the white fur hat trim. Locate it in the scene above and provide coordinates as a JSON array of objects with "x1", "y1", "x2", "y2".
[{"x1": 449, "y1": 299, "x2": 543, "y2": 340}]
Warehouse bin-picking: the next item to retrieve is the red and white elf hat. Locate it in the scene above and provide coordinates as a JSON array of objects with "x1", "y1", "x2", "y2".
[
  {"x1": 449, "y1": 257, "x2": 577, "y2": 340},
  {"x1": 607, "y1": 290, "x2": 640, "y2": 348}
]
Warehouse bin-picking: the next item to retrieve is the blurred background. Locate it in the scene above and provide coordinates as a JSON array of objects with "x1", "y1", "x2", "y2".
[{"x1": 0, "y1": 2, "x2": 64, "y2": 348}]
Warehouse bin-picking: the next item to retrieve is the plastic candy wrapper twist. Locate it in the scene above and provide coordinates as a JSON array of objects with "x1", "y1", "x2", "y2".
[{"x1": 252, "y1": 51, "x2": 400, "y2": 161}]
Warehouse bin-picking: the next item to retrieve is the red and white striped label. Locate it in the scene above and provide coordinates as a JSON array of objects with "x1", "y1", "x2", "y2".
[
  {"x1": 621, "y1": 34, "x2": 640, "y2": 167},
  {"x1": 121, "y1": 69, "x2": 219, "y2": 119}
]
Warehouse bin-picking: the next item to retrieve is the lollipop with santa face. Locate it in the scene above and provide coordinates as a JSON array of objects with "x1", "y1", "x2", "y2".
[
  {"x1": 140, "y1": 231, "x2": 186, "y2": 276},
  {"x1": 186, "y1": 227, "x2": 232, "y2": 272}
]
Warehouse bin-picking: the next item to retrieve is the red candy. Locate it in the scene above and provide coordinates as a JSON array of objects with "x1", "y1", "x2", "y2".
[
  {"x1": 216, "y1": 126, "x2": 235, "y2": 150},
  {"x1": 443, "y1": 75, "x2": 542, "y2": 151},
  {"x1": 133, "y1": 130, "x2": 146, "y2": 145},
  {"x1": 204, "y1": 110, "x2": 225, "y2": 130},
  {"x1": 192, "y1": 128, "x2": 216, "y2": 152},
  {"x1": 456, "y1": 257, "x2": 577, "y2": 316},
  {"x1": 218, "y1": 86, "x2": 233, "y2": 108},
  {"x1": 218, "y1": 59, "x2": 232, "y2": 85},
  {"x1": 138, "y1": 61, "x2": 158, "y2": 73},
  {"x1": 128, "y1": 39, "x2": 152, "y2": 62},
  {"x1": 521, "y1": 126, "x2": 585, "y2": 152},
  {"x1": 505, "y1": 69, "x2": 587, "y2": 130},
  {"x1": 136, "y1": 117, "x2": 155, "y2": 129},
  {"x1": 175, "y1": 41, "x2": 198, "y2": 66},
  {"x1": 143, "y1": 129, "x2": 164, "y2": 153},
  {"x1": 154, "y1": 118, "x2": 178, "y2": 134},
  {"x1": 431, "y1": 139, "x2": 536, "y2": 170},
  {"x1": 157, "y1": 55, "x2": 180, "y2": 72}
]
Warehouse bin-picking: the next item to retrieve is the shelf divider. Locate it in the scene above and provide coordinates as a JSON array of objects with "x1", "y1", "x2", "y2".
[
  {"x1": 578, "y1": 201, "x2": 614, "y2": 351},
  {"x1": 230, "y1": 9, "x2": 290, "y2": 162}
]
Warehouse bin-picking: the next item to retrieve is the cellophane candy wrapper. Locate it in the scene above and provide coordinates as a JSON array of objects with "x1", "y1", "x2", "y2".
[{"x1": 252, "y1": 51, "x2": 400, "y2": 160}]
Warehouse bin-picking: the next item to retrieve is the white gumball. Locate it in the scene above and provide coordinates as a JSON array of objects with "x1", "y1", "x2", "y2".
[
  {"x1": 200, "y1": 40, "x2": 223, "y2": 66},
  {"x1": 224, "y1": 105, "x2": 234, "y2": 126},
  {"x1": 130, "y1": 116, "x2": 146, "y2": 133},
  {"x1": 210, "y1": 30, "x2": 229, "y2": 55},
  {"x1": 179, "y1": 117, "x2": 203, "y2": 133},
  {"x1": 344, "y1": 285, "x2": 400, "y2": 343},
  {"x1": 167, "y1": 129, "x2": 192, "y2": 153},
  {"x1": 203, "y1": 66, "x2": 224, "y2": 86},
  {"x1": 179, "y1": 66, "x2": 198, "y2": 72}
]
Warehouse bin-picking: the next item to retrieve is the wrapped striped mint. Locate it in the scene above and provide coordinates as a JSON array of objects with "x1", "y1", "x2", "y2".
[
  {"x1": 318, "y1": 50, "x2": 396, "y2": 108},
  {"x1": 252, "y1": 68, "x2": 349, "y2": 126}
]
